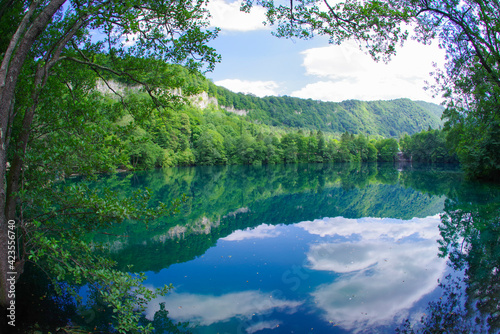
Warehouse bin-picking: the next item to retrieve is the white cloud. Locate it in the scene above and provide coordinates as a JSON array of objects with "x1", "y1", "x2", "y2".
[
  {"x1": 293, "y1": 40, "x2": 446, "y2": 102},
  {"x1": 146, "y1": 290, "x2": 302, "y2": 327},
  {"x1": 299, "y1": 215, "x2": 447, "y2": 332},
  {"x1": 206, "y1": 0, "x2": 268, "y2": 32},
  {"x1": 222, "y1": 223, "x2": 281, "y2": 241},
  {"x1": 215, "y1": 78, "x2": 280, "y2": 97}
]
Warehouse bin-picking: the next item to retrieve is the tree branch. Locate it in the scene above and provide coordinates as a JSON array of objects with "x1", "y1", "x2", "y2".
[
  {"x1": 415, "y1": 5, "x2": 500, "y2": 88},
  {"x1": 0, "y1": 0, "x2": 40, "y2": 93},
  {"x1": 62, "y1": 56, "x2": 164, "y2": 108}
]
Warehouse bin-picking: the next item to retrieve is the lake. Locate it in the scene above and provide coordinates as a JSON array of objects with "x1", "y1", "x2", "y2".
[{"x1": 16, "y1": 163, "x2": 500, "y2": 333}]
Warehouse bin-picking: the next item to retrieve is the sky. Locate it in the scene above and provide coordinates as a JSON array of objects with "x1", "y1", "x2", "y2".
[{"x1": 204, "y1": 0, "x2": 447, "y2": 103}]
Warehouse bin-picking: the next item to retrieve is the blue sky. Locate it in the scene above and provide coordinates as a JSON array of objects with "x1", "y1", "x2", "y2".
[{"x1": 204, "y1": 0, "x2": 446, "y2": 103}]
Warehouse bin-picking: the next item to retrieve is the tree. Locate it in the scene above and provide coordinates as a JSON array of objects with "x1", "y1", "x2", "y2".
[
  {"x1": 236, "y1": 132, "x2": 257, "y2": 164},
  {"x1": 367, "y1": 142, "x2": 378, "y2": 162},
  {"x1": 0, "y1": 0, "x2": 219, "y2": 330},
  {"x1": 243, "y1": 0, "x2": 500, "y2": 179},
  {"x1": 400, "y1": 128, "x2": 457, "y2": 163},
  {"x1": 280, "y1": 133, "x2": 299, "y2": 163},
  {"x1": 376, "y1": 138, "x2": 399, "y2": 162},
  {"x1": 316, "y1": 130, "x2": 326, "y2": 160},
  {"x1": 194, "y1": 128, "x2": 227, "y2": 165},
  {"x1": 264, "y1": 134, "x2": 282, "y2": 164}
]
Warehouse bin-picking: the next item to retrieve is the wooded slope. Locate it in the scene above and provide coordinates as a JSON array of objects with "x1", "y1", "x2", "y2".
[{"x1": 208, "y1": 84, "x2": 444, "y2": 137}]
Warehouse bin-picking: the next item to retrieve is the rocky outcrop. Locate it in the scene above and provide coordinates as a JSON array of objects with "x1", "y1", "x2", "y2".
[
  {"x1": 95, "y1": 79, "x2": 142, "y2": 95},
  {"x1": 95, "y1": 79, "x2": 251, "y2": 117},
  {"x1": 221, "y1": 105, "x2": 248, "y2": 116},
  {"x1": 188, "y1": 91, "x2": 218, "y2": 109}
]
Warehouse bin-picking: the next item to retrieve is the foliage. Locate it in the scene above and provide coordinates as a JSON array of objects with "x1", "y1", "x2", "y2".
[
  {"x1": 445, "y1": 105, "x2": 500, "y2": 180},
  {"x1": 209, "y1": 84, "x2": 443, "y2": 136},
  {"x1": 400, "y1": 128, "x2": 458, "y2": 163},
  {"x1": 83, "y1": 163, "x2": 448, "y2": 273},
  {"x1": 95, "y1": 75, "x2": 448, "y2": 168},
  {"x1": 19, "y1": 177, "x2": 184, "y2": 332},
  {"x1": 87, "y1": 62, "x2": 452, "y2": 170},
  {"x1": 120, "y1": 102, "x2": 411, "y2": 167},
  {"x1": 22, "y1": 55, "x2": 446, "y2": 172},
  {"x1": 2, "y1": 0, "x2": 490, "y2": 331},
  {"x1": 240, "y1": 0, "x2": 500, "y2": 179},
  {"x1": 373, "y1": 138, "x2": 397, "y2": 162}
]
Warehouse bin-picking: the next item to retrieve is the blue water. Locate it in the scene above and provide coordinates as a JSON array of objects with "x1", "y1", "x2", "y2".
[{"x1": 142, "y1": 215, "x2": 448, "y2": 333}]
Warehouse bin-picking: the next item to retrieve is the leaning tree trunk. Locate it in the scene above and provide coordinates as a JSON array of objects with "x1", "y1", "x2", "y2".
[{"x1": 0, "y1": 1, "x2": 66, "y2": 319}]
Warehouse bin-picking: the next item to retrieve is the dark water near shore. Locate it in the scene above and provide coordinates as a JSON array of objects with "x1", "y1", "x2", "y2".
[{"x1": 15, "y1": 163, "x2": 500, "y2": 333}]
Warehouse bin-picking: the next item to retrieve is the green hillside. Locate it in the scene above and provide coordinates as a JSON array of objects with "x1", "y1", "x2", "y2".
[
  {"x1": 107, "y1": 63, "x2": 444, "y2": 138},
  {"x1": 208, "y1": 84, "x2": 444, "y2": 137},
  {"x1": 82, "y1": 63, "x2": 454, "y2": 169}
]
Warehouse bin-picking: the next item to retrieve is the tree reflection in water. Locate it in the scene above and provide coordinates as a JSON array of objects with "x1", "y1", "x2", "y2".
[{"x1": 398, "y1": 183, "x2": 500, "y2": 334}]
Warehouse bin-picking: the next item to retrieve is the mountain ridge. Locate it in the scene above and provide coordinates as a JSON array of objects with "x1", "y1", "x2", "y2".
[
  {"x1": 206, "y1": 83, "x2": 444, "y2": 137},
  {"x1": 101, "y1": 63, "x2": 445, "y2": 138}
]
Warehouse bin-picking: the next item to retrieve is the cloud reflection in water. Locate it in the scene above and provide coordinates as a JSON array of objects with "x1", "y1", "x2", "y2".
[
  {"x1": 145, "y1": 215, "x2": 447, "y2": 333},
  {"x1": 299, "y1": 216, "x2": 447, "y2": 332},
  {"x1": 146, "y1": 290, "x2": 302, "y2": 327},
  {"x1": 221, "y1": 223, "x2": 281, "y2": 241}
]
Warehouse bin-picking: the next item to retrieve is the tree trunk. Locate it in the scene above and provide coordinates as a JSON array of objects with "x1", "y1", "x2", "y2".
[{"x1": 0, "y1": 0, "x2": 66, "y2": 315}]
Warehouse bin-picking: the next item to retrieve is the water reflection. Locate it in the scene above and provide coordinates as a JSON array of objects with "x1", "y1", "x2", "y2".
[
  {"x1": 14, "y1": 163, "x2": 500, "y2": 333},
  {"x1": 147, "y1": 290, "x2": 303, "y2": 327},
  {"x1": 137, "y1": 214, "x2": 448, "y2": 333},
  {"x1": 301, "y1": 217, "x2": 446, "y2": 332},
  {"x1": 397, "y1": 182, "x2": 500, "y2": 334},
  {"x1": 221, "y1": 223, "x2": 282, "y2": 241},
  {"x1": 93, "y1": 164, "x2": 500, "y2": 333},
  {"x1": 90, "y1": 163, "x2": 448, "y2": 273}
]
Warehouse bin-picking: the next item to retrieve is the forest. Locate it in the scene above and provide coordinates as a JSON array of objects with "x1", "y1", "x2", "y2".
[
  {"x1": 99, "y1": 65, "x2": 455, "y2": 170},
  {"x1": 209, "y1": 84, "x2": 444, "y2": 136}
]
